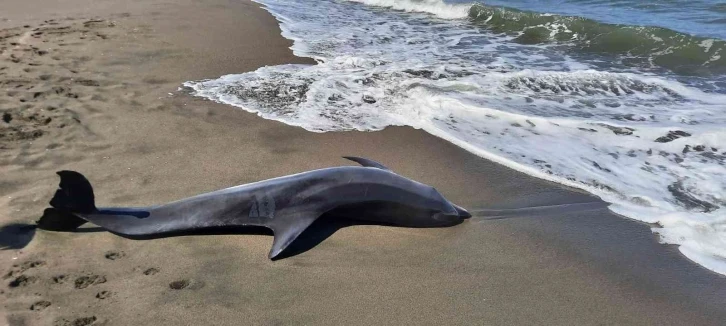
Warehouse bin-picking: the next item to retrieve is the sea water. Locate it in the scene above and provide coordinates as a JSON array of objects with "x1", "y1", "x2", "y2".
[{"x1": 184, "y1": 0, "x2": 726, "y2": 275}]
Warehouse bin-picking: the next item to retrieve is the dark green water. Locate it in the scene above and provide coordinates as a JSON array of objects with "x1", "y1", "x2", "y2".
[{"x1": 464, "y1": 1, "x2": 726, "y2": 76}]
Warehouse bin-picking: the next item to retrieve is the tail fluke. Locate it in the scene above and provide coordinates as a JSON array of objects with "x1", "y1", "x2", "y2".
[
  {"x1": 36, "y1": 208, "x2": 87, "y2": 231},
  {"x1": 50, "y1": 171, "x2": 97, "y2": 214}
]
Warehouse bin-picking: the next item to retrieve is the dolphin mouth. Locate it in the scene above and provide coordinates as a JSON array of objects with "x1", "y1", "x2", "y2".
[
  {"x1": 431, "y1": 202, "x2": 471, "y2": 225},
  {"x1": 453, "y1": 204, "x2": 472, "y2": 219}
]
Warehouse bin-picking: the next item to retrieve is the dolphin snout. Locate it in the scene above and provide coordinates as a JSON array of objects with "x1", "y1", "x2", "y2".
[
  {"x1": 453, "y1": 203, "x2": 471, "y2": 219},
  {"x1": 432, "y1": 211, "x2": 463, "y2": 225},
  {"x1": 432, "y1": 202, "x2": 470, "y2": 225}
]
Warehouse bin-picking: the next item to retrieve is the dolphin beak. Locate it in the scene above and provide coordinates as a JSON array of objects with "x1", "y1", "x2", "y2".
[{"x1": 453, "y1": 204, "x2": 471, "y2": 219}]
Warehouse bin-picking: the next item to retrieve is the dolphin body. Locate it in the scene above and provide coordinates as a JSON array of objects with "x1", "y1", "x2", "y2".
[{"x1": 44, "y1": 157, "x2": 470, "y2": 259}]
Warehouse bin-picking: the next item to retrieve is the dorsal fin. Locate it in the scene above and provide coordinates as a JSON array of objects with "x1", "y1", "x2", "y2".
[{"x1": 343, "y1": 156, "x2": 390, "y2": 171}]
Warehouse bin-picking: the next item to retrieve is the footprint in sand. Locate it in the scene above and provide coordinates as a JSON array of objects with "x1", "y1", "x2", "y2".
[
  {"x1": 74, "y1": 275, "x2": 107, "y2": 289},
  {"x1": 95, "y1": 290, "x2": 112, "y2": 299},
  {"x1": 54, "y1": 316, "x2": 97, "y2": 326},
  {"x1": 0, "y1": 104, "x2": 79, "y2": 143},
  {"x1": 169, "y1": 279, "x2": 204, "y2": 290},
  {"x1": 8, "y1": 275, "x2": 38, "y2": 288},
  {"x1": 169, "y1": 279, "x2": 190, "y2": 290},
  {"x1": 74, "y1": 78, "x2": 100, "y2": 87},
  {"x1": 4, "y1": 260, "x2": 45, "y2": 279},
  {"x1": 52, "y1": 274, "x2": 68, "y2": 284},
  {"x1": 104, "y1": 251, "x2": 125, "y2": 260},
  {"x1": 143, "y1": 267, "x2": 159, "y2": 276},
  {"x1": 30, "y1": 300, "x2": 51, "y2": 311},
  {"x1": 0, "y1": 19, "x2": 117, "y2": 150}
]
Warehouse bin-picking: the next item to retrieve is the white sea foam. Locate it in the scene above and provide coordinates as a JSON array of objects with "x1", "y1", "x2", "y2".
[
  {"x1": 348, "y1": 0, "x2": 470, "y2": 19},
  {"x1": 185, "y1": 0, "x2": 726, "y2": 275}
]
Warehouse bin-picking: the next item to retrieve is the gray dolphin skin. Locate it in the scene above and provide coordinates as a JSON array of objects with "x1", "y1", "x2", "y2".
[{"x1": 44, "y1": 157, "x2": 470, "y2": 259}]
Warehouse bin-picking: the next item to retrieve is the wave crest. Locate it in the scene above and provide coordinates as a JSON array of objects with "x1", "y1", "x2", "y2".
[
  {"x1": 467, "y1": 3, "x2": 726, "y2": 76},
  {"x1": 348, "y1": 0, "x2": 469, "y2": 19}
]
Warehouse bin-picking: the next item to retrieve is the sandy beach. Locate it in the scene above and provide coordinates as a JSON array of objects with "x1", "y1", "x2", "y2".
[{"x1": 2, "y1": 0, "x2": 726, "y2": 325}]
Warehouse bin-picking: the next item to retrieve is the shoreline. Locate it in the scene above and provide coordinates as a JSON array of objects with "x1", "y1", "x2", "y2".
[{"x1": 1, "y1": 0, "x2": 725, "y2": 325}]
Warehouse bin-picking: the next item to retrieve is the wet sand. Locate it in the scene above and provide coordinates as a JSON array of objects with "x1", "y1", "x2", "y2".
[{"x1": 1, "y1": 0, "x2": 725, "y2": 325}]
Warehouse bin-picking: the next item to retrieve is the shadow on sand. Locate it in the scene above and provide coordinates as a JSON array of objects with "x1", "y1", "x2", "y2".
[
  {"x1": 0, "y1": 223, "x2": 37, "y2": 250},
  {"x1": 119, "y1": 214, "x2": 371, "y2": 260},
  {"x1": 119, "y1": 214, "x2": 398, "y2": 260}
]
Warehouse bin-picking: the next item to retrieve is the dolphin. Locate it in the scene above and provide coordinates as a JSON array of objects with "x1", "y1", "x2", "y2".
[{"x1": 40, "y1": 157, "x2": 470, "y2": 259}]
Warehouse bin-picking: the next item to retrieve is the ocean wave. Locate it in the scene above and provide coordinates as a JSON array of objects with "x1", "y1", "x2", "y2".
[{"x1": 468, "y1": 3, "x2": 726, "y2": 76}]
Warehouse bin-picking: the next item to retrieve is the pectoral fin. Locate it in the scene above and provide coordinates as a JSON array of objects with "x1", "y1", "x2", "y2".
[{"x1": 268, "y1": 213, "x2": 320, "y2": 259}]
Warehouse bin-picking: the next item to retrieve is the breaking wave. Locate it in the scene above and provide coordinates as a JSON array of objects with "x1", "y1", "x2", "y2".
[{"x1": 468, "y1": 4, "x2": 726, "y2": 76}]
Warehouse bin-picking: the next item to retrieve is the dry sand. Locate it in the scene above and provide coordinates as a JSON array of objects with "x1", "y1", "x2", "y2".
[{"x1": 1, "y1": 0, "x2": 725, "y2": 325}]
